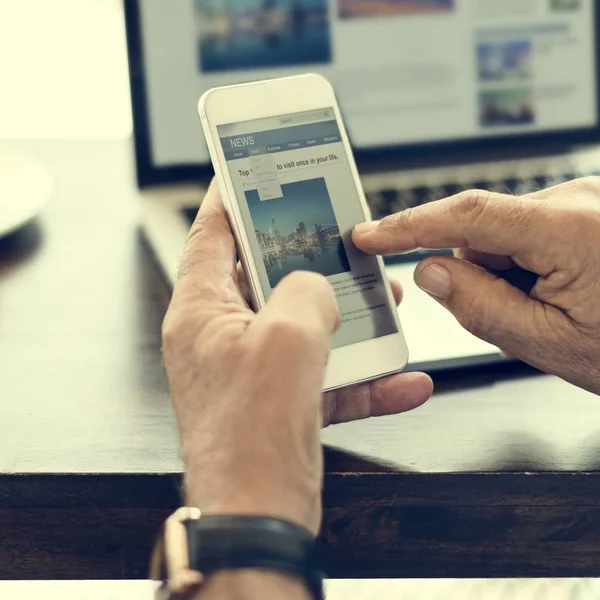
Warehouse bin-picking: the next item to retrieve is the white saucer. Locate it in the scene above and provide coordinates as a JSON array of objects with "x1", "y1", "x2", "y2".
[{"x1": 0, "y1": 147, "x2": 51, "y2": 238}]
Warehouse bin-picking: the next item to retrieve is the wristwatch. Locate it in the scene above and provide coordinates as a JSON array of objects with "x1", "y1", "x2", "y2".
[{"x1": 151, "y1": 508, "x2": 325, "y2": 600}]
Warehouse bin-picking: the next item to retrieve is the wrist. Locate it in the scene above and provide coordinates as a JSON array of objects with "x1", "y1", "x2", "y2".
[
  {"x1": 184, "y1": 467, "x2": 322, "y2": 536},
  {"x1": 153, "y1": 510, "x2": 325, "y2": 600},
  {"x1": 193, "y1": 569, "x2": 312, "y2": 600}
]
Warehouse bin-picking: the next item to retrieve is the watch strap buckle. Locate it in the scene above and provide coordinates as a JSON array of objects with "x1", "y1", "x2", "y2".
[{"x1": 151, "y1": 507, "x2": 203, "y2": 597}]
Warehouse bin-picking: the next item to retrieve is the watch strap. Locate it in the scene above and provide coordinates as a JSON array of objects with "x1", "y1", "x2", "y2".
[{"x1": 185, "y1": 516, "x2": 325, "y2": 600}]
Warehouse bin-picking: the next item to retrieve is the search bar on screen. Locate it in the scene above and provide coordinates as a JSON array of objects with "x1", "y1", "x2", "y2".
[{"x1": 278, "y1": 110, "x2": 333, "y2": 127}]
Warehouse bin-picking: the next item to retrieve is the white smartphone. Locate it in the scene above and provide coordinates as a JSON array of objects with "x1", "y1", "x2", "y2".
[{"x1": 198, "y1": 74, "x2": 408, "y2": 391}]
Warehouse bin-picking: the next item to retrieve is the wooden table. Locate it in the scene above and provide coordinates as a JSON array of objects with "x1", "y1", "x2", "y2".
[{"x1": 2, "y1": 139, "x2": 600, "y2": 580}]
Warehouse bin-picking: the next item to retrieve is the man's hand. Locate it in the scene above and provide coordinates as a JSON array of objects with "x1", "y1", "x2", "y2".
[
  {"x1": 162, "y1": 181, "x2": 432, "y2": 536},
  {"x1": 353, "y1": 176, "x2": 600, "y2": 395}
]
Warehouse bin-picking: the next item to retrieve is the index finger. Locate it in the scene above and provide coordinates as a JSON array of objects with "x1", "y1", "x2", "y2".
[
  {"x1": 353, "y1": 190, "x2": 549, "y2": 270},
  {"x1": 175, "y1": 179, "x2": 239, "y2": 301}
]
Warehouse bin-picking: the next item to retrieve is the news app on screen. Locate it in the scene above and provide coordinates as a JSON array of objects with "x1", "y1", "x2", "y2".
[{"x1": 218, "y1": 110, "x2": 399, "y2": 349}]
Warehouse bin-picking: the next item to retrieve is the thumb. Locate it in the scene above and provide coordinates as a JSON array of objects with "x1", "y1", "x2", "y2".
[
  {"x1": 414, "y1": 256, "x2": 564, "y2": 366},
  {"x1": 249, "y1": 271, "x2": 340, "y2": 376},
  {"x1": 258, "y1": 270, "x2": 341, "y2": 344}
]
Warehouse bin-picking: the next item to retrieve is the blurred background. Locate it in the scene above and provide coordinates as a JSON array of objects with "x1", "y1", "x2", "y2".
[
  {"x1": 2, "y1": 1, "x2": 600, "y2": 598},
  {"x1": 0, "y1": 0, "x2": 131, "y2": 139}
]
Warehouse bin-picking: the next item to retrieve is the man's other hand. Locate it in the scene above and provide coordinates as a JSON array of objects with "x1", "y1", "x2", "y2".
[{"x1": 354, "y1": 177, "x2": 600, "y2": 395}]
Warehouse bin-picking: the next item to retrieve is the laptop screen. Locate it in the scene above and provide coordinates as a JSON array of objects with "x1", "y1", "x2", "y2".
[{"x1": 133, "y1": 0, "x2": 598, "y2": 176}]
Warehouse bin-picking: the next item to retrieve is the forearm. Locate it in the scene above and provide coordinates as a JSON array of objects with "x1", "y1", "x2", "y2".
[{"x1": 194, "y1": 570, "x2": 312, "y2": 600}]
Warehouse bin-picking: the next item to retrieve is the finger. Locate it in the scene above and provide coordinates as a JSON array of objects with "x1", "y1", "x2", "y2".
[
  {"x1": 413, "y1": 255, "x2": 566, "y2": 368},
  {"x1": 389, "y1": 278, "x2": 403, "y2": 306},
  {"x1": 176, "y1": 179, "x2": 241, "y2": 301},
  {"x1": 323, "y1": 372, "x2": 433, "y2": 427},
  {"x1": 524, "y1": 177, "x2": 581, "y2": 200},
  {"x1": 455, "y1": 248, "x2": 538, "y2": 296},
  {"x1": 353, "y1": 190, "x2": 550, "y2": 274}
]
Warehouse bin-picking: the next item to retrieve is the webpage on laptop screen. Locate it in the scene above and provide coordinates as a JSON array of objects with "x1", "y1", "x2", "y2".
[{"x1": 141, "y1": 0, "x2": 598, "y2": 167}]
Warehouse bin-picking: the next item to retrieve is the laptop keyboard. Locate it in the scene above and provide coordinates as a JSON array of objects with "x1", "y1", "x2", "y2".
[
  {"x1": 364, "y1": 171, "x2": 582, "y2": 220},
  {"x1": 181, "y1": 169, "x2": 590, "y2": 263}
]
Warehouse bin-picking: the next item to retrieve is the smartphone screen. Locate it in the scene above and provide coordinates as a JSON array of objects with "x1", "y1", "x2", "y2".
[{"x1": 218, "y1": 109, "x2": 399, "y2": 349}]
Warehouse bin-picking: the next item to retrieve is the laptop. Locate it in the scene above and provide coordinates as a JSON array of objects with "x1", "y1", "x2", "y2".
[{"x1": 124, "y1": 0, "x2": 600, "y2": 371}]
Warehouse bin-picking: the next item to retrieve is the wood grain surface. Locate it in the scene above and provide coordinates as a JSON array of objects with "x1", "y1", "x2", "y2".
[{"x1": 2, "y1": 140, "x2": 600, "y2": 580}]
